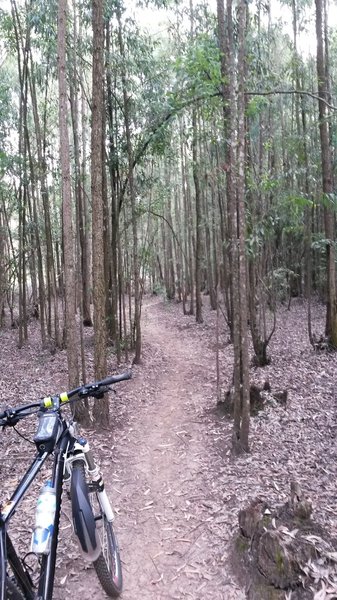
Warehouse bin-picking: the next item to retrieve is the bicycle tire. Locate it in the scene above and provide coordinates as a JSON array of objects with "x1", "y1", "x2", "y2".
[
  {"x1": 6, "y1": 578, "x2": 25, "y2": 600},
  {"x1": 6, "y1": 535, "x2": 34, "y2": 600},
  {"x1": 72, "y1": 462, "x2": 123, "y2": 598}
]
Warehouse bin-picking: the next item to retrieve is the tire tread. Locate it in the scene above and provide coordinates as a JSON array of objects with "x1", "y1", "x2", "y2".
[{"x1": 72, "y1": 461, "x2": 123, "y2": 597}]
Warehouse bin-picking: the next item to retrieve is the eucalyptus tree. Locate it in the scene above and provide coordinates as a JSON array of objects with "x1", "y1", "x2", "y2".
[
  {"x1": 57, "y1": 0, "x2": 80, "y2": 390},
  {"x1": 315, "y1": 0, "x2": 337, "y2": 347},
  {"x1": 91, "y1": 0, "x2": 109, "y2": 424},
  {"x1": 0, "y1": 52, "x2": 17, "y2": 327},
  {"x1": 10, "y1": 0, "x2": 30, "y2": 347},
  {"x1": 244, "y1": 8, "x2": 281, "y2": 365},
  {"x1": 189, "y1": 0, "x2": 203, "y2": 324},
  {"x1": 216, "y1": 0, "x2": 250, "y2": 452}
]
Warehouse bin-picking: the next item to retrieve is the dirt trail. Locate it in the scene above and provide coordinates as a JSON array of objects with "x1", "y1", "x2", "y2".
[
  {"x1": 113, "y1": 298, "x2": 240, "y2": 600},
  {"x1": 1, "y1": 296, "x2": 335, "y2": 599},
  {"x1": 0, "y1": 297, "x2": 337, "y2": 600},
  {"x1": 52, "y1": 297, "x2": 239, "y2": 600}
]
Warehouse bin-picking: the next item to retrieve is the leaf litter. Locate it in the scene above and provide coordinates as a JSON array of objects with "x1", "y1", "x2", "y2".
[{"x1": 0, "y1": 297, "x2": 335, "y2": 599}]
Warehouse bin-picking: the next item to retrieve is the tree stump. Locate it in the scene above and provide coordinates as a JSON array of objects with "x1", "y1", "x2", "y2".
[
  {"x1": 233, "y1": 482, "x2": 337, "y2": 599},
  {"x1": 239, "y1": 498, "x2": 268, "y2": 539},
  {"x1": 218, "y1": 382, "x2": 288, "y2": 417},
  {"x1": 257, "y1": 529, "x2": 300, "y2": 589}
]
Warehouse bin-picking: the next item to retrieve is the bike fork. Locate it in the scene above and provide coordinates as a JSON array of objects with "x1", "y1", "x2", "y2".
[{"x1": 72, "y1": 439, "x2": 115, "y2": 522}]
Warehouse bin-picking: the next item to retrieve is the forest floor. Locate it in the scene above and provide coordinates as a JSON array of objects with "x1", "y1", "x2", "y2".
[{"x1": 0, "y1": 295, "x2": 336, "y2": 599}]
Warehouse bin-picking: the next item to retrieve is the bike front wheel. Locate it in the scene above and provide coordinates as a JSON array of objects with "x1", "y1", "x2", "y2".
[
  {"x1": 6, "y1": 579, "x2": 25, "y2": 600},
  {"x1": 93, "y1": 513, "x2": 123, "y2": 598},
  {"x1": 71, "y1": 462, "x2": 123, "y2": 598}
]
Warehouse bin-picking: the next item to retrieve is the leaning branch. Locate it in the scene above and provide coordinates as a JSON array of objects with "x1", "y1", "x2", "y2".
[
  {"x1": 119, "y1": 92, "x2": 220, "y2": 209},
  {"x1": 148, "y1": 209, "x2": 189, "y2": 265},
  {"x1": 119, "y1": 86, "x2": 336, "y2": 209},
  {"x1": 246, "y1": 89, "x2": 336, "y2": 111},
  {"x1": 133, "y1": 87, "x2": 336, "y2": 176}
]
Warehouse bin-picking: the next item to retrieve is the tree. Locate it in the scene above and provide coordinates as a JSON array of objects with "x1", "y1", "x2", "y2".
[
  {"x1": 117, "y1": 3, "x2": 142, "y2": 364},
  {"x1": 219, "y1": 0, "x2": 250, "y2": 452},
  {"x1": 315, "y1": 0, "x2": 337, "y2": 347},
  {"x1": 91, "y1": 0, "x2": 108, "y2": 425},
  {"x1": 57, "y1": 0, "x2": 79, "y2": 389}
]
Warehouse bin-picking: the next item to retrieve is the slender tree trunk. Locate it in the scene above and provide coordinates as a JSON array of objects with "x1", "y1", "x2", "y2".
[
  {"x1": 192, "y1": 107, "x2": 203, "y2": 324},
  {"x1": 91, "y1": 0, "x2": 108, "y2": 425},
  {"x1": 315, "y1": 0, "x2": 337, "y2": 346},
  {"x1": 57, "y1": 0, "x2": 79, "y2": 388},
  {"x1": 80, "y1": 87, "x2": 92, "y2": 327},
  {"x1": 221, "y1": 0, "x2": 250, "y2": 453},
  {"x1": 29, "y1": 49, "x2": 61, "y2": 347},
  {"x1": 106, "y1": 19, "x2": 120, "y2": 361},
  {"x1": 117, "y1": 6, "x2": 142, "y2": 364},
  {"x1": 0, "y1": 208, "x2": 6, "y2": 327},
  {"x1": 217, "y1": 0, "x2": 233, "y2": 338}
]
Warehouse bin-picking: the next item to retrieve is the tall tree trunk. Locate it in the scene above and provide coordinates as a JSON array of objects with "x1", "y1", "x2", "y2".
[
  {"x1": 221, "y1": 0, "x2": 250, "y2": 453},
  {"x1": 68, "y1": 0, "x2": 90, "y2": 424},
  {"x1": 315, "y1": 0, "x2": 337, "y2": 346},
  {"x1": 29, "y1": 50, "x2": 61, "y2": 347},
  {"x1": 217, "y1": 0, "x2": 233, "y2": 338},
  {"x1": 91, "y1": 0, "x2": 108, "y2": 425},
  {"x1": 11, "y1": 0, "x2": 28, "y2": 346},
  {"x1": 57, "y1": 0, "x2": 79, "y2": 388},
  {"x1": 190, "y1": 0, "x2": 203, "y2": 324},
  {"x1": 80, "y1": 86, "x2": 92, "y2": 327},
  {"x1": 192, "y1": 107, "x2": 203, "y2": 324},
  {"x1": 0, "y1": 208, "x2": 6, "y2": 327},
  {"x1": 117, "y1": 6, "x2": 142, "y2": 364},
  {"x1": 106, "y1": 19, "x2": 120, "y2": 361}
]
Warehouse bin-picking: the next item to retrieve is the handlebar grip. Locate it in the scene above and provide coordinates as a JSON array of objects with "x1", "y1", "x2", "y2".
[
  {"x1": 0, "y1": 403, "x2": 40, "y2": 427},
  {"x1": 97, "y1": 371, "x2": 132, "y2": 387}
]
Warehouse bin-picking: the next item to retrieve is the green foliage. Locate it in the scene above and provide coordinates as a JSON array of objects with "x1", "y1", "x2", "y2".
[
  {"x1": 246, "y1": 96, "x2": 270, "y2": 118},
  {"x1": 311, "y1": 234, "x2": 337, "y2": 252},
  {"x1": 0, "y1": 9, "x2": 16, "y2": 52},
  {"x1": 171, "y1": 31, "x2": 221, "y2": 107},
  {"x1": 320, "y1": 193, "x2": 337, "y2": 213},
  {"x1": 27, "y1": 0, "x2": 58, "y2": 39}
]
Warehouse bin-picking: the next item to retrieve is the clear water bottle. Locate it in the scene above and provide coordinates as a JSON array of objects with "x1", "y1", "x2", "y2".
[{"x1": 31, "y1": 481, "x2": 56, "y2": 555}]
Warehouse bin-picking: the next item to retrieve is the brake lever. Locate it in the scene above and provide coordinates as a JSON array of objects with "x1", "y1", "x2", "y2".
[
  {"x1": 91, "y1": 385, "x2": 110, "y2": 399},
  {"x1": 88, "y1": 385, "x2": 111, "y2": 399},
  {"x1": 2, "y1": 410, "x2": 20, "y2": 427},
  {"x1": 77, "y1": 384, "x2": 112, "y2": 401},
  {"x1": 1, "y1": 406, "x2": 39, "y2": 428}
]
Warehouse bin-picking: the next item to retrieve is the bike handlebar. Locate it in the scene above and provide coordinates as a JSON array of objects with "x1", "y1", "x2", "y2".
[
  {"x1": 0, "y1": 371, "x2": 132, "y2": 426},
  {"x1": 66, "y1": 370, "x2": 132, "y2": 399},
  {"x1": 0, "y1": 403, "x2": 41, "y2": 426}
]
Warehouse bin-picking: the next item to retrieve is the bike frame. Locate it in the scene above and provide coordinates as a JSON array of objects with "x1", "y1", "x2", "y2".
[
  {"x1": 0, "y1": 416, "x2": 75, "y2": 600},
  {"x1": 0, "y1": 371, "x2": 131, "y2": 600}
]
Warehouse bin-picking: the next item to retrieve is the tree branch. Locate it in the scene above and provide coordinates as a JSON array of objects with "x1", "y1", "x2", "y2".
[
  {"x1": 148, "y1": 208, "x2": 189, "y2": 265},
  {"x1": 246, "y1": 89, "x2": 336, "y2": 111},
  {"x1": 118, "y1": 86, "x2": 336, "y2": 210}
]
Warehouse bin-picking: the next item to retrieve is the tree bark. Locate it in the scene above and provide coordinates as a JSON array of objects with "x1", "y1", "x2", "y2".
[
  {"x1": 91, "y1": 0, "x2": 108, "y2": 425},
  {"x1": 57, "y1": 0, "x2": 79, "y2": 388},
  {"x1": 315, "y1": 0, "x2": 337, "y2": 347},
  {"x1": 117, "y1": 6, "x2": 142, "y2": 364}
]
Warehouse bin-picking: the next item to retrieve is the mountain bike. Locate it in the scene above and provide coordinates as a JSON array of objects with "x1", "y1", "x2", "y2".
[{"x1": 0, "y1": 371, "x2": 131, "y2": 600}]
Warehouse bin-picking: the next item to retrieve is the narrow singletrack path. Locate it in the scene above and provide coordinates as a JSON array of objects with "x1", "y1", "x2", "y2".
[
  {"x1": 112, "y1": 298, "x2": 242, "y2": 600},
  {"x1": 53, "y1": 297, "x2": 242, "y2": 599}
]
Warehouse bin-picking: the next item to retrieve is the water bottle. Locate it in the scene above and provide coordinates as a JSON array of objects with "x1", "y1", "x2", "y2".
[{"x1": 31, "y1": 481, "x2": 56, "y2": 555}]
